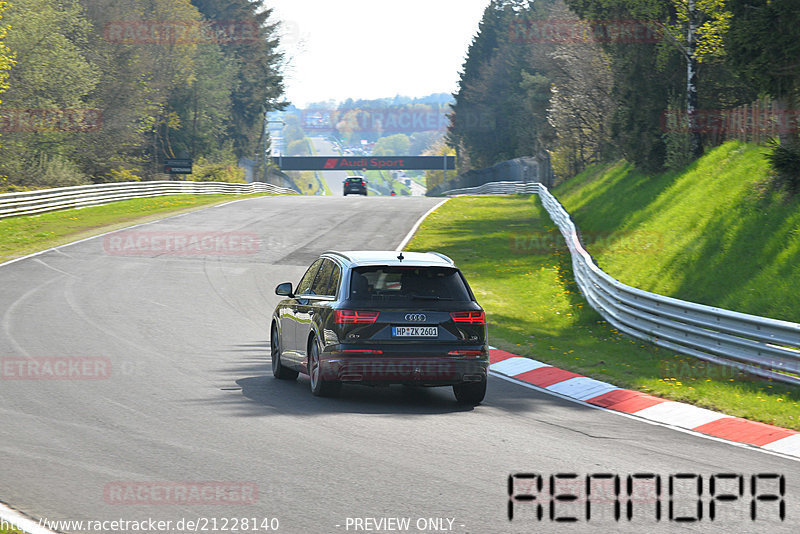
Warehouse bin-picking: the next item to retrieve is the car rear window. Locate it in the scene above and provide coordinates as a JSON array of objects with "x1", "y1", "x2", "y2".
[
  {"x1": 349, "y1": 266, "x2": 472, "y2": 304},
  {"x1": 347, "y1": 177, "x2": 362, "y2": 182}
]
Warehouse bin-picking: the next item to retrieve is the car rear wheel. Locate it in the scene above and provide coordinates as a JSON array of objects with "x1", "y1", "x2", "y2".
[
  {"x1": 308, "y1": 337, "x2": 340, "y2": 397},
  {"x1": 271, "y1": 324, "x2": 298, "y2": 380},
  {"x1": 453, "y1": 377, "x2": 486, "y2": 405}
]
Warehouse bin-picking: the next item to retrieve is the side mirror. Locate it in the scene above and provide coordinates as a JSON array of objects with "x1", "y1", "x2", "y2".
[{"x1": 275, "y1": 282, "x2": 294, "y2": 297}]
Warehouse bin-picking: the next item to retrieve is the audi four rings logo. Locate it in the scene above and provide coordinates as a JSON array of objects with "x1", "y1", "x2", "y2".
[{"x1": 405, "y1": 314, "x2": 427, "y2": 322}]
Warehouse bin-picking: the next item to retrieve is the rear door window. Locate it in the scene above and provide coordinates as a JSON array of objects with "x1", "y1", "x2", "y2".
[
  {"x1": 296, "y1": 259, "x2": 323, "y2": 295},
  {"x1": 310, "y1": 259, "x2": 340, "y2": 297}
]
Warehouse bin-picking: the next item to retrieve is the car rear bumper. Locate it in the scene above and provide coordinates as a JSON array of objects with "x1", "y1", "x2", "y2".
[{"x1": 320, "y1": 347, "x2": 489, "y2": 386}]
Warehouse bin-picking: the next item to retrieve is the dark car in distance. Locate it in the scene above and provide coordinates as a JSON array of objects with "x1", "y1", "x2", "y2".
[
  {"x1": 270, "y1": 250, "x2": 489, "y2": 403},
  {"x1": 343, "y1": 176, "x2": 368, "y2": 196}
]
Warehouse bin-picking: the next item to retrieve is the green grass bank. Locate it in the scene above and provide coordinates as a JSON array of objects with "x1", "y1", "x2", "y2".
[
  {"x1": 405, "y1": 141, "x2": 800, "y2": 430},
  {"x1": 557, "y1": 141, "x2": 800, "y2": 323}
]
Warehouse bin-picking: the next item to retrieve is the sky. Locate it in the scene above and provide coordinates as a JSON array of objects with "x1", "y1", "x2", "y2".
[{"x1": 268, "y1": 0, "x2": 491, "y2": 107}]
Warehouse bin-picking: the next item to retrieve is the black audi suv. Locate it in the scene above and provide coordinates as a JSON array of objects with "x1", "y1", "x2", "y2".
[
  {"x1": 270, "y1": 250, "x2": 489, "y2": 403},
  {"x1": 343, "y1": 176, "x2": 368, "y2": 196}
]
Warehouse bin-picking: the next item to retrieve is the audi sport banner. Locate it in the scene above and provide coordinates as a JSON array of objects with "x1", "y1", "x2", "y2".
[{"x1": 273, "y1": 156, "x2": 455, "y2": 171}]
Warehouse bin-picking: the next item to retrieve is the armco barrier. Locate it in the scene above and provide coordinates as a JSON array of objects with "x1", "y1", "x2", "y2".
[
  {"x1": 439, "y1": 180, "x2": 800, "y2": 386},
  {"x1": 0, "y1": 181, "x2": 296, "y2": 219},
  {"x1": 439, "y1": 181, "x2": 539, "y2": 196}
]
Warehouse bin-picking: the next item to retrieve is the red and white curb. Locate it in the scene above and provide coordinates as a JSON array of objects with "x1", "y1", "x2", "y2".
[{"x1": 488, "y1": 348, "x2": 800, "y2": 460}]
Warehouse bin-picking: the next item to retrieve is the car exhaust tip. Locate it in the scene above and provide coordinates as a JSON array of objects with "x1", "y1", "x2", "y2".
[{"x1": 463, "y1": 374, "x2": 484, "y2": 382}]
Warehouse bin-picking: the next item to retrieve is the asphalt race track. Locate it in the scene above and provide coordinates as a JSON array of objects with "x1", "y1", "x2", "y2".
[
  {"x1": 0, "y1": 195, "x2": 797, "y2": 534},
  {"x1": 309, "y1": 138, "x2": 347, "y2": 196}
]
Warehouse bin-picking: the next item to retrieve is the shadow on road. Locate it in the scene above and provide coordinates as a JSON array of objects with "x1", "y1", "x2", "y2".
[{"x1": 201, "y1": 341, "x2": 594, "y2": 419}]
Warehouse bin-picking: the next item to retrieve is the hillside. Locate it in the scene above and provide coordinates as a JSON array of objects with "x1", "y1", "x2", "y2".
[{"x1": 555, "y1": 141, "x2": 800, "y2": 324}]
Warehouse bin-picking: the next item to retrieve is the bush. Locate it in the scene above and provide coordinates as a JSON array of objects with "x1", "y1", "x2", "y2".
[
  {"x1": 663, "y1": 130, "x2": 692, "y2": 170},
  {"x1": 189, "y1": 158, "x2": 246, "y2": 183},
  {"x1": 1, "y1": 154, "x2": 91, "y2": 189},
  {"x1": 766, "y1": 140, "x2": 800, "y2": 192},
  {"x1": 105, "y1": 168, "x2": 142, "y2": 182},
  {"x1": 286, "y1": 138, "x2": 311, "y2": 156}
]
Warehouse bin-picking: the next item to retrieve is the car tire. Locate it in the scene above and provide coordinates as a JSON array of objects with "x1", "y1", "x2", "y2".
[
  {"x1": 271, "y1": 324, "x2": 298, "y2": 380},
  {"x1": 308, "y1": 336, "x2": 340, "y2": 397},
  {"x1": 453, "y1": 377, "x2": 486, "y2": 405}
]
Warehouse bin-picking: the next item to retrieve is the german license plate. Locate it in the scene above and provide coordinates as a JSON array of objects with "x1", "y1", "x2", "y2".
[{"x1": 392, "y1": 326, "x2": 438, "y2": 337}]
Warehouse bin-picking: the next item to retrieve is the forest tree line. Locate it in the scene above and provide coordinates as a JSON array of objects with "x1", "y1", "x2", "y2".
[
  {"x1": 447, "y1": 0, "x2": 800, "y2": 189},
  {"x1": 0, "y1": 0, "x2": 286, "y2": 190}
]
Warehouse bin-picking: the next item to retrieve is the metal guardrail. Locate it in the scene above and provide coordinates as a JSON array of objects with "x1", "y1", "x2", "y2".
[
  {"x1": 442, "y1": 180, "x2": 800, "y2": 385},
  {"x1": 439, "y1": 181, "x2": 538, "y2": 196},
  {"x1": 0, "y1": 181, "x2": 296, "y2": 219}
]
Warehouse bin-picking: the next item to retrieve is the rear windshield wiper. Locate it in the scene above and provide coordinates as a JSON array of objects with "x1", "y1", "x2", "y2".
[{"x1": 408, "y1": 294, "x2": 453, "y2": 301}]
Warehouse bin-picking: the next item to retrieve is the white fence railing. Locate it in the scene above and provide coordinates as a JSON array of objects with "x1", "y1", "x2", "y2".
[
  {"x1": 440, "y1": 181, "x2": 538, "y2": 196},
  {"x1": 441, "y1": 180, "x2": 800, "y2": 385},
  {"x1": 0, "y1": 181, "x2": 297, "y2": 219}
]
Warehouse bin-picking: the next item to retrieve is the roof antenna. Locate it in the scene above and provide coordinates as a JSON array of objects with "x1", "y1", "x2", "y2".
[{"x1": 397, "y1": 252, "x2": 404, "y2": 261}]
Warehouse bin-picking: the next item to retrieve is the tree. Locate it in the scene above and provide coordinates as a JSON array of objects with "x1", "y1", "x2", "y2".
[
  {"x1": 564, "y1": 0, "x2": 752, "y2": 170},
  {"x1": 75, "y1": 0, "x2": 204, "y2": 179},
  {"x1": 423, "y1": 137, "x2": 456, "y2": 192},
  {"x1": 448, "y1": 0, "x2": 556, "y2": 171},
  {"x1": 725, "y1": 0, "x2": 800, "y2": 188},
  {"x1": 660, "y1": 0, "x2": 733, "y2": 158},
  {"x1": 726, "y1": 0, "x2": 800, "y2": 147},
  {"x1": 286, "y1": 138, "x2": 310, "y2": 156},
  {"x1": 372, "y1": 134, "x2": 411, "y2": 156},
  {"x1": 0, "y1": 0, "x2": 98, "y2": 186},
  {"x1": 165, "y1": 40, "x2": 236, "y2": 161},
  {"x1": 190, "y1": 0, "x2": 287, "y2": 159},
  {"x1": 0, "y1": 0, "x2": 288, "y2": 188},
  {"x1": 546, "y1": 2, "x2": 614, "y2": 178},
  {"x1": 0, "y1": 1, "x2": 14, "y2": 104}
]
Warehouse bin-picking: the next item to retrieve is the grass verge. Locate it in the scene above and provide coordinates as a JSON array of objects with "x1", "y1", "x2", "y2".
[
  {"x1": 0, "y1": 193, "x2": 272, "y2": 264},
  {"x1": 557, "y1": 141, "x2": 800, "y2": 323},
  {"x1": 288, "y1": 171, "x2": 323, "y2": 195},
  {"x1": 405, "y1": 195, "x2": 800, "y2": 430},
  {"x1": 0, "y1": 521, "x2": 23, "y2": 534}
]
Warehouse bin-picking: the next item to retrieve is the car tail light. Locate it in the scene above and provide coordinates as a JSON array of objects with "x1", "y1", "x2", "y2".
[
  {"x1": 335, "y1": 310, "x2": 380, "y2": 324},
  {"x1": 361, "y1": 181, "x2": 366, "y2": 186},
  {"x1": 450, "y1": 311, "x2": 486, "y2": 325}
]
